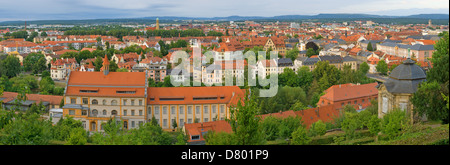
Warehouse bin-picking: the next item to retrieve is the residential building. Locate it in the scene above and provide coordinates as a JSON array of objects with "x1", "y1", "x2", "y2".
[{"x1": 317, "y1": 83, "x2": 379, "y2": 110}]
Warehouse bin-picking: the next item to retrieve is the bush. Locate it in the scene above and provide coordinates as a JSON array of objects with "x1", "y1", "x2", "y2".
[
  {"x1": 65, "y1": 127, "x2": 88, "y2": 145},
  {"x1": 291, "y1": 126, "x2": 311, "y2": 145},
  {"x1": 261, "y1": 116, "x2": 281, "y2": 141},
  {"x1": 279, "y1": 116, "x2": 303, "y2": 139},
  {"x1": 308, "y1": 120, "x2": 327, "y2": 137},
  {"x1": 341, "y1": 112, "x2": 360, "y2": 138},
  {"x1": 367, "y1": 115, "x2": 382, "y2": 136},
  {"x1": 381, "y1": 109, "x2": 409, "y2": 140}
]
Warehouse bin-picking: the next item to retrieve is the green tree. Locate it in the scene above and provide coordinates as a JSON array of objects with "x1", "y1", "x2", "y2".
[
  {"x1": 227, "y1": 92, "x2": 266, "y2": 145},
  {"x1": 291, "y1": 126, "x2": 311, "y2": 145},
  {"x1": 0, "y1": 55, "x2": 21, "y2": 78},
  {"x1": 381, "y1": 109, "x2": 409, "y2": 140},
  {"x1": 286, "y1": 49, "x2": 299, "y2": 61},
  {"x1": 306, "y1": 48, "x2": 316, "y2": 57},
  {"x1": 360, "y1": 62, "x2": 370, "y2": 74},
  {"x1": 367, "y1": 115, "x2": 381, "y2": 136},
  {"x1": 65, "y1": 127, "x2": 88, "y2": 145},
  {"x1": 411, "y1": 81, "x2": 449, "y2": 124},
  {"x1": 261, "y1": 116, "x2": 281, "y2": 140},
  {"x1": 427, "y1": 31, "x2": 448, "y2": 84},
  {"x1": 278, "y1": 116, "x2": 303, "y2": 139},
  {"x1": 308, "y1": 120, "x2": 327, "y2": 137},
  {"x1": 23, "y1": 53, "x2": 45, "y2": 72},
  {"x1": 0, "y1": 113, "x2": 52, "y2": 145},
  {"x1": 39, "y1": 76, "x2": 55, "y2": 95},
  {"x1": 33, "y1": 57, "x2": 48, "y2": 74},
  {"x1": 376, "y1": 60, "x2": 388, "y2": 75},
  {"x1": 367, "y1": 42, "x2": 374, "y2": 51}
]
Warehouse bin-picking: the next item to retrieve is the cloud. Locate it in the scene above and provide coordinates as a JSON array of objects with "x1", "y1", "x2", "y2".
[{"x1": 0, "y1": 0, "x2": 448, "y2": 21}]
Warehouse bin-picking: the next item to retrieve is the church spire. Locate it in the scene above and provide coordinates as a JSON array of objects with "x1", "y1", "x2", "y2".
[{"x1": 101, "y1": 54, "x2": 110, "y2": 75}]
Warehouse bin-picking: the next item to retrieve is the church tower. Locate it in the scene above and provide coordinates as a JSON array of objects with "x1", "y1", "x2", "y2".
[
  {"x1": 100, "y1": 54, "x2": 110, "y2": 75},
  {"x1": 428, "y1": 19, "x2": 432, "y2": 27},
  {"x1": 156, "y1": 18, "x2": 160, "y2": 30}
]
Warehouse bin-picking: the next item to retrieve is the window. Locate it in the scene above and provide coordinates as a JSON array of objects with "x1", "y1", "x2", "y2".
[
  {"x1": 196, "y1": 106, "x2": 200, "y2": 114},
  {"x1": 171, "y1": 106, "x2": 176, "y2": 115},
  {"x1": 354, "y1": 100, "x2": 357, "y2": 104},
  {"x1": 382, "y1": 97, "x2": 388, "y2": 114},
  {"x1": 362, "y1": 99, "x2": 365, "y2": 103},
  {"x1": 204, "y1": 106, "x2": 209, "y2": 114},
  {"x1": 92, "y1": 109, "x2": 98, "y2": 116},
  {"x1": 123, "y1": 100, "x2": 127, "y2": 106},
  {"x1": 69, "y1": 110, "x2": 75, "y2": 115},
  {"x1": 131, "y1": 110, "x2": 135, "y2": 116},
  {"x1": 220, "y1": 105, "x2": 224, "y2": 113},
  {"x1": 188, "y1": 106, "x2": 192, "y2": 114},
  {"x1": 123, "y1": 110, "x2": 127, "y2": 116},
  {"x1": 82, "y1": 98, "x2": 88, "y2": 104},
  {"x1": 71, "y1": 98, "x2": 76, "y2": 104},
  {"x1": 111, "y1": 100, "x2": 118, "y2": 106},
  {"x1": 82, "y1": 121, "x2": 86, "y2": 128},
  {"x1": 116, "y1": 91, "x2": 136, "y2": 94},
  {"x1": 138, "y1": 121, "x2": 143, "y2": 127},
  {"x1": 111, "y1": 110, "x2": 118, "y2": 115},
  {"x1": 191, "y1": 135, "x2": 200, "y2": 140},
  {"x1": 204, "y1": 118, "x2": 208, "y2": 122},
  {"x1": 103, "y1": 110, "x2": 107, "y2": 116},
  {"x1": 399, "y1": 103, "x2": 407, "y2": 111},
  {"x1": 131, "y1": 121, "x2": 135, "y2": 128},
  {"x1": 92, "y1": 99, "x2": 98, "y2": 105},
  {"x1": 180, "y1": 119, "x2": 184, "y2": 127},
  {"x1": 82, "y1": 110, "x2": 87, "y2": 116},
  {"x1": 179, "y1": 106, "x2": 184, "y2": 114},
  {"x1": 103, "y1": 100, "x2": 106, "y2": 105},
  {"x1": 163, "y1": 106, "x2": 167, "y2": 114},
  {"x1": 139, "y1": 100, "x2": 143, "y2": 106},
  {"x1": 139, "y1": 110, "x2": 143, "y2": 116},
  {"x1": 188, "y1": 118, "x2": 192, "y2": 124},
  {"x1": 131, "y1": 100, "x2": 135, "y2": 106},
  {"x1": 212, "y1": 105, "x2": 216, "y2": 113},
  {"x1": 155, "y1": 106, "x2": 160, "y2": 115},
  {"x1": 163, "y1": 119, "x2": 167, "y2": 127}
]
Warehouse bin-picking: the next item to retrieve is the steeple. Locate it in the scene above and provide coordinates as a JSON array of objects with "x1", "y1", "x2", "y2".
[
  {"x1": 156, "y1": 18, "x2": 160, "y2": 30},
  {"x1": 101, "y1": 54, "x2": 110, "y2": 75}
]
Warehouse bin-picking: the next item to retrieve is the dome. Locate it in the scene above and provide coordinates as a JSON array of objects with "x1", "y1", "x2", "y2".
[
  {"x1": 389, "y1": 58, "x2": 426, "y2": 80},
  {"x1": 383, "y1": 58, "x2": 427, "y2": 94}
]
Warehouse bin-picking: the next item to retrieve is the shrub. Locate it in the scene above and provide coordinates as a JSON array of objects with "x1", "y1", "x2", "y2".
[
  {"x1": 279, "y1": 116, "x2": 303, "y2": 139},
  {"x1": 261, "y1": 116, "x2": 281, "y2": 141},
  {"x1": 381, "y1": 109, "x2": 409, "y2": 140},
  {"x1": 65, "y1": 127, "x2": 88, "y2": 145},
  {"x1": 341, "y1": 112, "x2": 360, "y2": 138},
  {"x1": 291, "y1": 126, "x2": 311, "y2": 145},
  {"x1": 308, "y1": 120, "x2": 327, "y2": 137},
  {"x1": 367, "y1": 115, "x2": 382, "y2": 136}
]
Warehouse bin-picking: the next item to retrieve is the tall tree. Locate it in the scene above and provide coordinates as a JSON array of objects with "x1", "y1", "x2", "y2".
[
  {"x1": 376, "y1": 60, "x2": 388, "y2": 75},
  {"x1": 227, "y1": 92, "x2": 266, "y2": 145},
  {"x1": 0, "y1": 55, "x2": 21, "y2": 78}
]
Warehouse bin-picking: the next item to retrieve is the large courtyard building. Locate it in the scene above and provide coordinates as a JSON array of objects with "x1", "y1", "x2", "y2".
[{"x1": 62, "y1": 55, "x2": 246, "y2": 131}]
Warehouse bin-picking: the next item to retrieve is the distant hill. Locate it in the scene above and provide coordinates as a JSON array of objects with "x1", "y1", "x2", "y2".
[{"x1": 1, "y1": 13, "x2": 448, "y2": 25}]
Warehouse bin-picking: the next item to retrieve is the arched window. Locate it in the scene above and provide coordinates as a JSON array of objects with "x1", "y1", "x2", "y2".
[
  {"x1": 102, "y1": 110, "x2": 107, "y2": 116},
  {"x1": 92, "y1": 99, "x2": 98, "y2": 105},
  {"x1": 111, "y1": 110, "x2": 118, "y2": 115},
  {"x1": 102, "y1": 100, "x2": 106, "y2": 105},
  {"x1": 111, "y1": 100, "x2": 118, "y2": 106},
  {"x1": 92, "y1": 109, "x2": 98, "y2": 116}
]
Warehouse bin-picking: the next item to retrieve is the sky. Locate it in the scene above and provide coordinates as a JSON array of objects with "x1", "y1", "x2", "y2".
[{"x1": 0, "y1": 0, "x2": 448, "y2": 21}]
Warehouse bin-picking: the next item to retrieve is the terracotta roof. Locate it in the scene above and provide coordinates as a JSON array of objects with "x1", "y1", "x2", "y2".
[
  {"x1": 259, "y1": 110, "x2": 297, "y2": 121},
  {"x1": 320, "y1": 83, "x2": 378, "y2": 102},
  {"x1": 294, "y1": 104, "x2": 341, "y2": 128},
  {"x1": 1, "y1": 92, "x2": 63, "y2": 105},
  {"x1": 147, "y1": 86, "x2": 245, "y2": 106},
  {"x1": 184, "y1": 120, "x2": 232, "y2": 142}
]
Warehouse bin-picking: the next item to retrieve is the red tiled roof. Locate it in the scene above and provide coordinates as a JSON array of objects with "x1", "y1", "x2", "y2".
[
  {"x1": 147, "y1": 86, "x2": 245, "y2": 106},
  {"x1": 1, "y1": 92, "x2": 63, "y2": 105},
  {"x1": 259, "y1": 110, "x2": 297, "y2": 121},
  {"x1": 184, "y1": 120, "x2": 233, "y2": 142},
  {"x1": 320, "y1": 83, "x2": 378, "y2": 102}
]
